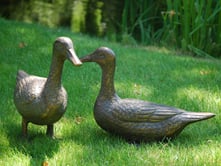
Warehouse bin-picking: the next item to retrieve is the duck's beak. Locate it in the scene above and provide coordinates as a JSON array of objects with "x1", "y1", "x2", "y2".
[
  {"x1": 67, "y1": 48, "x2": 82, "y2": 66},
  {"x1": 79, "y1": 54, "x2": 92, "y2": 63}
]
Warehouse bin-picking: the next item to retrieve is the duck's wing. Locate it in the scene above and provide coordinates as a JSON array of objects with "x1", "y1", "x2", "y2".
[
  {"x1": 112, "y1": 98, "x2": 185, "y2": 123},
  {"x1": 14, "y1": 75, "x2": 46, "y2": 105}
]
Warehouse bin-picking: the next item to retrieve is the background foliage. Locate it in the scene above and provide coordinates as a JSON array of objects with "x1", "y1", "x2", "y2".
[{"x1": 0, "y1": 0, "x2": 221, "y2": 57}]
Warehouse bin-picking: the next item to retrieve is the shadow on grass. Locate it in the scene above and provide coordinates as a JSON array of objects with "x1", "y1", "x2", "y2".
[
  {"x1": 55, "y1": 117, "x2": 220, "y2": 165},
  {"x1": 4, "y1": 121, "x2": 60, "y2": 166}
]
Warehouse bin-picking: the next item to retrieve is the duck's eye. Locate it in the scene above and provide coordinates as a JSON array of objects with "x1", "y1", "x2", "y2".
[
  {"x1": 99, "y1": 54, "x2": 105, "y2": 58},
  {"x1": 55, "y1": 43, "x2": 63, "y2": 50}
]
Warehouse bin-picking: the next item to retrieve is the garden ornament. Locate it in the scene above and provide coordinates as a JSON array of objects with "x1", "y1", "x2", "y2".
[
  {"x1": 80, "y1": 47, "x2": 215, "y2": 142},
  {"x1": 14, "y1": 37, "x2": 82, "y2": 138}
]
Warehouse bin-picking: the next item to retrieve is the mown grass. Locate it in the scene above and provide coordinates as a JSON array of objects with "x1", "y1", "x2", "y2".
[{"x1": 0, "y1": 18, "x2": 221, "y2": 166}]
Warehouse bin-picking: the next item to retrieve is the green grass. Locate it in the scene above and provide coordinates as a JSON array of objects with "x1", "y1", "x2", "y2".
[{"x1": 0, "y1": 18, "x2": 221, "y2": 166}]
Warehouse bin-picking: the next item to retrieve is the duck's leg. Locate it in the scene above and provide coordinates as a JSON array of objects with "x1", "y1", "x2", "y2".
[
  {"x1": 46, "y1": 124, "x2": 54, "y2": 137},
  {"x1": 22, "y1": 118, "x2": 28, "y2": 137}
]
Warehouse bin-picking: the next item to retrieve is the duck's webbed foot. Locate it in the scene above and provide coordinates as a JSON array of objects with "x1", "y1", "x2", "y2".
[
  {"x1": 46, "y1": 124, "x2": 54, "y2": 138},
  {"x1": 22, "y1": 118, "x2": 28, "y2": 138}
]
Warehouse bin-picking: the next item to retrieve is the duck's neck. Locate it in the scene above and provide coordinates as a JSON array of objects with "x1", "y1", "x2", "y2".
[
  {"x1": 98, "y1": 62, "x2": 117, "y2": 100},
  {"x1": 45, "y1": 54, "x2": 65, "y2": 90}
]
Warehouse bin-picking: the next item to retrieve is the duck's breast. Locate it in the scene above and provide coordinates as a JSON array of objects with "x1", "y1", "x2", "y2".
[
  {"x1": 41, "y1": 86, "x2": 68, "y2": 122},
  {"x1": 94, "y1": 99, "x2": 123, "y2": 133}
]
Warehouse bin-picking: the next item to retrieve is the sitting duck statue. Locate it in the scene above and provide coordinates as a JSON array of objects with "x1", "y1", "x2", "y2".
[
  {"x1": 80, "y1": 47, "x2": 215, "y2": 142},
  {"x1": 14, "y1": 37, "x2": 82, "y2": 138}
]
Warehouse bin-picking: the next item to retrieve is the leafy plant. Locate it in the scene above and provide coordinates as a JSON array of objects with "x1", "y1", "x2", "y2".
[
  {"x1": 121, "y1": 0, "x2": 163, "y2": 45},
  {"x1": 162, "y1": 0, "x2": 221, "y2": 57}
]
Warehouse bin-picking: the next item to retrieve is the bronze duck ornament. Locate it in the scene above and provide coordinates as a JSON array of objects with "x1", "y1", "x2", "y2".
[
  {"x1": 14, "y1": 37, "x2": 82, "y2": 138},
  {"x1": 80, "y1": 47, "x2": 215, "y2": 142}
]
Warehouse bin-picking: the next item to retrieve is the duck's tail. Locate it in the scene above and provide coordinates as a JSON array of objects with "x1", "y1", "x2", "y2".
[
  {"x1": 16, "y1": 70, "x2": 29, "y2": 81},
  {"x1": 182, "y1": 112, "x2": 215, "y2": 123}
]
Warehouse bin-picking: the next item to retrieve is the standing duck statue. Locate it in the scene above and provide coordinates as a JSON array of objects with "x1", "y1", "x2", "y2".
[
  {"x1": 14, "y1": 37, "x2": 82, "y2": 138},
  {"x1": 80, "y1": 47, "x2": 215, "y2": 142}
]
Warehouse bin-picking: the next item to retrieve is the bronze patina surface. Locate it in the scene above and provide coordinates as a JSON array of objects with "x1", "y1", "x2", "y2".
[
  {"x1": 14, "y1": 37, "x2": 82, "y2": 138},
  {"x1": 80, "y1": 47, "x2": 215, "y2": 142}
]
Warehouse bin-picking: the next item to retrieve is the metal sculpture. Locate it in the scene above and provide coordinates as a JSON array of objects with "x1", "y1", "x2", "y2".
[
  {"x1": 80, "y1": 47, "x2": 215, "y2": 142},
  {"x1": 14, "y1": 37, "x2": 82, "y2": 137}
]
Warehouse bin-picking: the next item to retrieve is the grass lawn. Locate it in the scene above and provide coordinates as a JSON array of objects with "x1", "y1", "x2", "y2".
[{"x1": 0, "y1": 18, "x2": 221, "y2": 166}]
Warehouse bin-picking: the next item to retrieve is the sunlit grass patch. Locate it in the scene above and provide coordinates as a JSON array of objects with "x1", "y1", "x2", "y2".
[{"x1": 176, "y1": 86, "x2": 221, "y2": 113}]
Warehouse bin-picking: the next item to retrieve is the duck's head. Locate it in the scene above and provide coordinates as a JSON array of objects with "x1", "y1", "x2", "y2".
[
  {"x1": 53, "y1": 37, "x2": 82, "y2": 66},
  {"x1": 80, "y1": 47, "x2": 115, "y2": 66}
]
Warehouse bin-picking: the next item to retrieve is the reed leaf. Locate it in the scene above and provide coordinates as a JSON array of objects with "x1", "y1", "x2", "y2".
[{"x1": 161, "y1": 0, "x2": 221, "y2": 57}]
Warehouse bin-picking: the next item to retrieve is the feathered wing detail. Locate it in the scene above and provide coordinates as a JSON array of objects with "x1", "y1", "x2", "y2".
[{"x1": 112, "y1": 98, "x2": 184, "y2": 123}]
